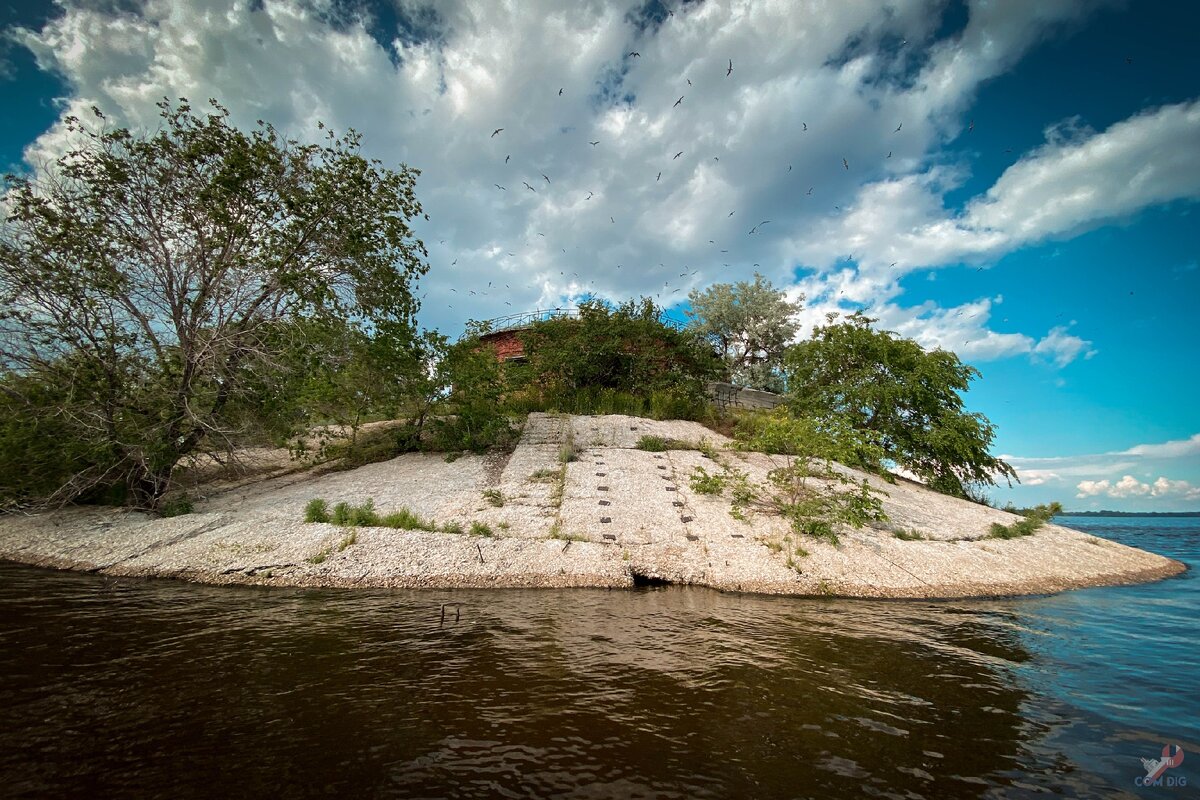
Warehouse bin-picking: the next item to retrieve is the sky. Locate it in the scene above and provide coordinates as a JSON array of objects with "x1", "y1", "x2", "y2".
[{"x1": 1, "y1": 0, "x2": 1198, "y2": 511}]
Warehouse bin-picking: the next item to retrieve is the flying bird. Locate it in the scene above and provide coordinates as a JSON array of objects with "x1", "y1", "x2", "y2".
[
  {"x1": 806, "y1": 187, "x2": 813, "y2": 195},
  {"x1": 728, "y1": 211, "x2": 735, "y2": 217},
  {"x1": 610, "y1": 216, "x2": 615, "y2": 223},
  {"x1": 558, "y1": 88, "x2": 563, "y2": 96},
  {"x1": 748, "y1": 220, "x2": 770, "y2": 234},
  {"x1": 522, "y1": 181, "x2": 536, "y2": 192},
  {"x1": 542, "y1": 173, "x2": 551, "y2": 184},
  {"x1": 494, "y1": 184, "x2": 506, "y2": 190},
  {"x1": 673, "y1": 151, "x2": 683, "y2": 159},
  {"x1": 687, "y1": 78, "x2": 692, "y2": 85},
  {"x1": 656, "y1": 172, "x2": 661, "y2": 181},
  {"x1": 843, "y1": 158, "x2": 849, "y2": 170},
  {"x1": 726, "y1": 59, "x2": 733, "y2": 76},
  {"x1": 586, "y1": 191, "x2": 594, "y2": 200},
  {"x1": 802, "y1": 122, "x2": 807, "y2": 131},
  {"x1": 491, "y1": 128, "x2": 503, "y2": 137},
  {"x1": 968, "y1": 119, "x2": 975, "y2": 132},
  {"x1": 628, "y1": 51, "x2": 640, "y2": 57},
  {"x1": 589, "y1": 140, "x2": 600, "y2": 146},
  {"x1": 674, "y1": 95, "x2": 684, "y2": 107},
  {"x1": 505, "y1": 154, "x2": 510, "y2": 163},
  {"x1": 887, "y1": 151, "x2": 892, "y2": 158},
  {"x1": 895, "y1": 123, "x2": 902, "y2": 132}
]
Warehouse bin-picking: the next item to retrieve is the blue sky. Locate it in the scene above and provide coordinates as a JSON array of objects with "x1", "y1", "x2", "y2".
[{"x1": 2, "y1": 0, "x2": 1198, "y2": 510}]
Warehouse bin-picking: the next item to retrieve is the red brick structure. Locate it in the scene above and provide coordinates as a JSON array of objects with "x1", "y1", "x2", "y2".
[{"x1": 479, "y1": 327, "x2": 529, "y2": 362}]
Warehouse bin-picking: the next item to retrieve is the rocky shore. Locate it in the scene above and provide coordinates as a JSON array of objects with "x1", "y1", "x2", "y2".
[{"x1": 0, "y1": 413, "x2": 1186, "y2": 597}]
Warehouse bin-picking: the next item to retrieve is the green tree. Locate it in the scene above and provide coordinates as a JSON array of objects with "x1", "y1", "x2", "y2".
[
  {"x1": 430, "y1": 329, "x2": 514, "y2": 452},
  {"x1": 783, "y1": 312, "x2": 1017, "y2": 499},
  {"x1": 685, "y1": 272, "x2": 803, "y2": 391},
  {"x1": 518, "y1": 297, "x2": 720, "y2": 412},
  {"x1": 0, "y1": 98, "x2": 428, "y2": 509}
]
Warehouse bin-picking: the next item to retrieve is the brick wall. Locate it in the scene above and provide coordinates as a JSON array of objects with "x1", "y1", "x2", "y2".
[{"x1": 479, "y1": 329, "x2": 527, "y2": 362}]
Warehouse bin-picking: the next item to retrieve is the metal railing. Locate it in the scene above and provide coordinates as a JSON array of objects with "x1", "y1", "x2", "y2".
[{"x1": 469, "y1": 306, "x2": 690, "y2": 337}]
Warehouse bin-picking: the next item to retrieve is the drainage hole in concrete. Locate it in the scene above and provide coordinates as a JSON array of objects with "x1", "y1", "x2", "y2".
[
  {"x1": 600, "y1": 517, "x2": 612, "y2": 523},
  {"x1": 598, "y1": 500, "x2": 611, "y2": 506}
]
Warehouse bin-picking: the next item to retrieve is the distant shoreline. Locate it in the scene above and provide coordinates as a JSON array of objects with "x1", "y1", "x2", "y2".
[{"x1": 1058, "y1": 511, "x2": 1200, "y2": 518}]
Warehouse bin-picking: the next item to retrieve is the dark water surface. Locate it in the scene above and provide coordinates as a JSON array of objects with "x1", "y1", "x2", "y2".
[{"x1": 1, "y1": 516, "x2": 1195, "y2": 798}]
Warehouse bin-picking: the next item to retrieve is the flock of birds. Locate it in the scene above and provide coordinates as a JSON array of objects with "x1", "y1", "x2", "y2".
[{"x1": 434, "y1": 48, "x2": 972, "y2": 330}]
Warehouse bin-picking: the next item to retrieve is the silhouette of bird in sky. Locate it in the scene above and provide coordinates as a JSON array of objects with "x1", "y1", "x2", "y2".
[
  {"x1": 505, "y1": 154, "x2": 510, "y2": 163},
  {"x1": 807, "y1": 187, "x2": 813, "y2": 195},
  {"x1": 802, "y1": 122, "x2": 807, "y2": 131},
  {"x1": 542, "y1": 173, "x2": 551, "y2": 184},
  {"x1": 748, "y1": 221, "x2": 770, "y2": 234},
  {"x1": 895, "y1": 123, "x2": 902, "y2": 132},
  {"x1": 728, "y1": 211, "x2": 735, "y2": 216},
  {"x1": 656, "y1": 172, "x2": 661, "y2": 181},
  {"x1": 673, "y1": 151, "x2": 683, "y2": 159},
  {"x1": 495, "y1": 184, "x2": 506, "y2": 190},
  {"x1": 843, "y1": 158, "x2": 849, "y2": 170},
  {"x1": 628, "y1": 51, "x2": 640, "y2": 57},
  {"x1": 589, "y1": 140, "x2": 599, "y2": 146},
  {"x1": 522, "y1": 181, "x2": 536, "y2": 192},
  {"x1": 726, "y1": 59, "x2": 733, "y2": 76},
  {"x1": 586, "y1": 191, "x2": 594, "y2": 199},
  {"x1": 558, "y1": 88, "x2": 563, "y2": 96},
  {"x1": 491, "y1": 128, "x2": 503, "y2": 137},
  {"x1": 674, "y1": 96, "x2": 684, "y2": 107}
]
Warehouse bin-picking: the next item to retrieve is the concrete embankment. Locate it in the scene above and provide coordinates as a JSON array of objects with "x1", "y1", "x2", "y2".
[{"x1": 0, "y1": 413, "x2": 1185, "y2": 597}]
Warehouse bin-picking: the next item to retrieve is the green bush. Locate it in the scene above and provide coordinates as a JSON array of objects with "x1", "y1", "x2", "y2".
[
  {"x1": 689, "y1": 466, "x2": 725, "y2": 495},
  {"x1": 482, "y1": 489, "x2": 505, "y2": 507},
  {"x1": 380, "y1": 507, "x2": 433, "y2": 531},
  {"x1": 159, "y1": 494, "x2": 194, "y2": 518},
  {"x1": 469, "y1": 521, "x2": 493, "y2": 537},
  {"x1": 330, "y1": 502, "x2": 352, "y2": 525},
  {"x1": 988, "y1": 502, "x2": 1061, "y2": 540},
  {"x1": 305, "y1": 498, "x2": 331, "y2": 523},
  {"x1": 635, "y1": 435, "x2": 668, "y2": 452}
]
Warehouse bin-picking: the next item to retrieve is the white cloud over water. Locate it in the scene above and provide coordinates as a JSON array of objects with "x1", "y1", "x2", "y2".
[{"x1": 1076, "y1": 475, "x2": 1200, "y2": 501}]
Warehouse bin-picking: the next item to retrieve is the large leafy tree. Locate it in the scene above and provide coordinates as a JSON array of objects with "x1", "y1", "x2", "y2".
[
  {"x1": 519, "y1": 297, "x2": 720, "y2": 407},
  {"x1": 0, "y1": 98, "x2": 428, "y2": 508},
  {"x1": 783, "y1": 313, "x2": 1017, "y2": 499},
  {"x1": 685, "y1": 272, "x2": 803, "y2": 391}
]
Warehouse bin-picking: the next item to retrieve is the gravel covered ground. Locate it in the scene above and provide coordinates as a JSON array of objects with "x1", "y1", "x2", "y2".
[{"x1": 0, "y1": 413, "x2": 1185, "y2": 597}]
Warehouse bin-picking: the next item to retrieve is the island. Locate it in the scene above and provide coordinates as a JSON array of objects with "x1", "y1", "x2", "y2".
[{"x1": 0, "y1": 413, "x2": 1184, "y2": 598}]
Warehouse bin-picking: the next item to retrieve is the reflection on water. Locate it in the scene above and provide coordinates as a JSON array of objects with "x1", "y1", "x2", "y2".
[{"x1": 0, "y1": 517, "x2": 1195, "y2": 799}]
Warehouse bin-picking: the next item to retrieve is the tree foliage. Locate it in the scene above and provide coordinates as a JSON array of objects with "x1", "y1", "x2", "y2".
[
  {"x1": 430, "y1": 330, "x2": 516, "y2": 453},
  {"x1": 518, "y1": 297, "x2": 720, "y2": 413},
  {"x1": 783, "y1": 313, "x2": 1017, "y2": 499},
  {"x1": 0, "y1": 98, "x2": 428, "y2": 508},
  {"x1": 685, "y1": 272, "x2": 803, "y2": 391}
]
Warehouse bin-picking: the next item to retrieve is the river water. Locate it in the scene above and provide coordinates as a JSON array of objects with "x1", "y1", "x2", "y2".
[{"x1": 0, "y1": 516, "x2": 1195, "y2": 798}]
